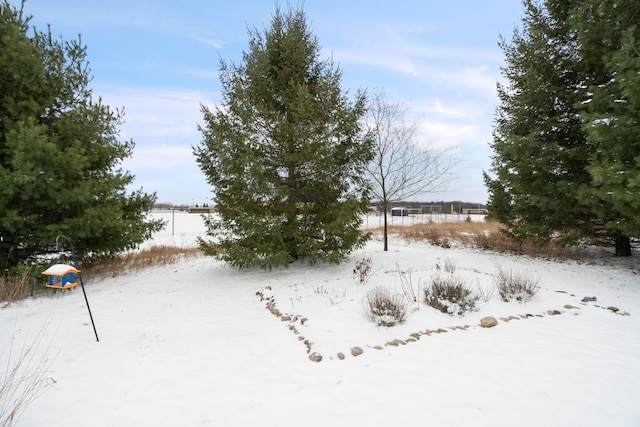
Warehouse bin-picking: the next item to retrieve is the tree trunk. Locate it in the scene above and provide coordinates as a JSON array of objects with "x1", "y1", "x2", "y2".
[
  {"x1": 383, "y1": 200, "x2": 389, "y2": 252},
  {"x1": 614, "y1": 235, "x2": 632, "y2": 257},
  {"x1": 286, "y1": 161, "x2": 299, "y2": 260}
]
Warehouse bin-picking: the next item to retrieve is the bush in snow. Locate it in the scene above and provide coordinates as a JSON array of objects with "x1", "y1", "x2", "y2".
[
  {"x1": 494, "y1": 266, "x2": 540, "y2": 303},
  {"x1": 423, "y1": 274, "x2": 479, "y2": 316},
  {"x1": 363, "y1": 286, "x2": 408, "y2": 327},
  {"x1": 352, "y1": 256, "x2": 373, "y2": 285},
  {"x1": 443, "y1": 257, "x2": 457, "y2": 274}
]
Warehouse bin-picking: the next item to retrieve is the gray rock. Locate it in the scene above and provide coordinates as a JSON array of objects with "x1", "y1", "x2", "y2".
[
  {"x1": 309, "y1": 352, "x2": 323, "y2": 362},
  {"x1": 480, "y1": 316, "x2": 498, "y2": 328},
  {"x1": 350, "y1": 347, "x2": 364, "y2": 357}
]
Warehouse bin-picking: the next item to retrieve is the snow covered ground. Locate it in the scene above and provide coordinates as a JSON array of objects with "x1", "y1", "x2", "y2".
[{"x1": 2, "y1": 211, "x2": 639, "y2": 426}]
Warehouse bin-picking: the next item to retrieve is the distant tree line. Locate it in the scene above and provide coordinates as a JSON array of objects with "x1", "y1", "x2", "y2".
[{"x1": 369, "y1": 201, "x2": 487, "y2": 214}]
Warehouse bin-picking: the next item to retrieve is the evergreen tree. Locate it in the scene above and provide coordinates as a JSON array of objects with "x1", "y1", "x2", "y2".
[
  {"x1": 486, "y1": 0, "x2": 639, "y2": 255},
  {"x1": 0, "y1": 2, "x2": 163, "y2": 269},
  {"x1": 572, "y1": 1, "x2": 640, "y2": 256},
  {"x1": 194, "y1": 6, "x2": 373, "y2": 269},
  {"x1": 484, "y1": 0, "x2": 596, "y2": 243}
]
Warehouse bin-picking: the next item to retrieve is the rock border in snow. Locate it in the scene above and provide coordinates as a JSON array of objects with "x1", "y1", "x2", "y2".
[{"x1": 256, "y1": 288, "x2": 630, "y2": 362}]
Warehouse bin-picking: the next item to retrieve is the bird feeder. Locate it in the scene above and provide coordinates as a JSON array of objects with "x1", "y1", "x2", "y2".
[
  {"x1": 42, "y1": 235, "x2": 99, "y2": 342},
  {"x1": 42, "y1": 263, "x2": 80, "y2": 290}
]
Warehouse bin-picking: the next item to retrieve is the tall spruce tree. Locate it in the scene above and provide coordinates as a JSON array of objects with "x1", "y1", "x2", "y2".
[
  {"x1": 484, "y1": 0, "x2": 597, "y2": 243},
  {"x1": 486, "y1": 0, "x2": 639, "y2": 256},
  {"x1": 0, "y1": 2, "x2": 163, "y2": 269},
  {"x1": 572, "y1": 1, "x2": 640, "y2": 256},
  {"x1": 194, "y1": 6, "x2": 373, "y2": 269}
]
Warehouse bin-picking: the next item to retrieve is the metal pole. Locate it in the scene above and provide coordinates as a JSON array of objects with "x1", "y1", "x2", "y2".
[{"x1": 56, "y1": 235, "x2": 99, "y2": 342}]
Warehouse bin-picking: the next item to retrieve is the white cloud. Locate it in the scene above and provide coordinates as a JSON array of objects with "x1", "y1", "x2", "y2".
[
  {"x1": 327, "y1": 18, "x2": 501, "y2": 74},
  {"x1": 182, "y1": 67, "x2": 220, "y2": 80},
  {"x1": 418, "y1": 100, "x2": 481, "y2": 120},
  {"x1": 123, "y1": 145, "x2": 194, "y2": 170},
  {"x1": 433, "y1": 66, "x2": 498, "y2": 95},
  {"x1": 96, "y1": 84, "x2": 217, "y2": 141},
  {"x1": 96, "y1": 85, "x2": 218, "y2": 202},
  {"x1": 192, "y1": 34, "x2": 225, "y2": 49}
]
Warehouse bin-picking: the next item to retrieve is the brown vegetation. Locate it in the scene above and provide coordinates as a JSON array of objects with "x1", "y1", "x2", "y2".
[
  {"x1": 82, "y1": 245, "x2": 202, "y2": 280},
  {"x1": 0, "y1": 323, "x2": 57, "y2": 427},
  {"x1": 369, "y1": 219, "x2": 585, "y2": 259},
  {"x1": 0, "y1": 268, "x2": 37, "y2": 308},
  {"x1": 1, "y1": 246, "x2": 202, "y2": 306},
  {"x1": 2, "y1": 221, "x2": 586, "y2": 306}
]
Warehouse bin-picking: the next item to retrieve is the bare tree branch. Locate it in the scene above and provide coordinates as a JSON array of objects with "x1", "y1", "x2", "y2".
[{"x1": 365, "y1": 90, "x2": 459, "y2": 250}]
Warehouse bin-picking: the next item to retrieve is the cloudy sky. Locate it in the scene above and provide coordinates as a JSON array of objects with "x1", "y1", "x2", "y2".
[{"x1": 12, "y1": 0, "x2": 525, "y2": 205}]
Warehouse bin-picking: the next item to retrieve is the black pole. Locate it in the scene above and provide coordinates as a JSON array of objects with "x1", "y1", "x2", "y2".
[{"x1": 56, "y1": 235, "x2": 100, "y2": 342}]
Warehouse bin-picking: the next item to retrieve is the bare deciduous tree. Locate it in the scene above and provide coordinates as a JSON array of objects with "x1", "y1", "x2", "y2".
[{"x1": 366, "y1": 91, "x2": 458, "y2": 251}]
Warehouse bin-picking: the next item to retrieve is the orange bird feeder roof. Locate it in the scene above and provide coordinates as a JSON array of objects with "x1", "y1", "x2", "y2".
[{"x1": 41, "y1": 264, "x2": 81, "y2": 276}]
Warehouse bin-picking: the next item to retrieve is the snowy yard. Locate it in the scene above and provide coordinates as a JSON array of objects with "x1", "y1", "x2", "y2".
[{"x1": 2, "y1": 211, "x2": 639, "y2": 426}]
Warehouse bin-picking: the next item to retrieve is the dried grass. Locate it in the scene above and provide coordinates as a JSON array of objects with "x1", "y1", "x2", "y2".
[
  {"x1": 373, "y1": 220, "x2": 503, "y2": 248},
  {"x1": 494, "y1": 265, "x2": 541, "y2": 303},
  {"x1": 1, "y1": 246, "x2": 202, "y2": 305},
  {"x1": 370, "y1": 219, "x2": 585, "y2": 260},
  {"x1": 0, "y1": 269, "x2": 37, "y2": 308},
  {"x1": 352, "y1": 256, "x2": 373, "y2": 285},
  {"x1": 362, "y1": 286, "x2": 408, "y2": 327},
  {"x1": 82, "y1": 245, "x2": 202, "y2": 280},
  {"x1": 1, "y1": 324, "x2": 57, "y2": 427},
  {"x1": 424, "y1": 274, "x2": 479, "y2": 316},
  {"x1": 474, "y1": 230, "x2": 583, "y2": 259}
]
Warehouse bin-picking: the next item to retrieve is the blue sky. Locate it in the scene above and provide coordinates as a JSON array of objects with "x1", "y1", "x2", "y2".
[{"x1": 12, "y1": 0, "x2": 525, "y2": 205}]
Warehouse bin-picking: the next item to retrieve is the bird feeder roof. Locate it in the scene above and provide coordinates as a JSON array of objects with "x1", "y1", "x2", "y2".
[{"x1": 41, "y1": 264, "x2": 80, "y2": 276}]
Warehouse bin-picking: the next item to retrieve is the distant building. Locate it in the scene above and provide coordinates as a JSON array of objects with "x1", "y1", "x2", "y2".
[{"x1": 391, "y1": 207, "x2": 409, "y2": 216}]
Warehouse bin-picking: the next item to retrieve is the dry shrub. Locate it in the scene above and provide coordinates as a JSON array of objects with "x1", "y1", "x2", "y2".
[
  {"x1": 82, "y1": 245, "x2": 202, "y2": 280},
  {"x1": 373, "y1": 220, "x2": 503, "y2": 248},
  {"x1": 397, "y1": 264, "x2": 420, "y2": 303},
  {"x1": 443, "y1": 258, "x2": 457, "y2": 274},
  {"x1": 424, "y1": 274, "x2": 479, "y2": 316},
  {"x1": 352, "y1": 256, "x2": 373, "y2": 285},
  {"x1": 0, "y1": 269, "x2": 37, "y2": 307},
  {"x1": 1, "y1": 326, "x2": 57, "y2": 427},
  {"x1": 362, "y1": 286, "x2": 408, "y2": 327},
  {"x1": 1, "y1": 246, "x2": 202, "y2": 305},
  {"x1": 372, "y1": 219, "x2": 584, "y2": 260},
  {"x1": 494, "y1": 265, "x2": 540, "y2": 303},
  {"x1": 475, "y1": 230, "x2": 583, "y2": 259},
  {"x1": 473, "y1": 229, "x2": 517, "y2": 251}
]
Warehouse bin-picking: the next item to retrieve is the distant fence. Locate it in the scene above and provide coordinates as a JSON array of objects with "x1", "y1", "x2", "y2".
[
  {"x1": 461, "y1": 208, "x2": 488, "y2": 215},
  {"x1": 187, "y1": 207, "x2": 216, "y2": 214},
  {"x1": 361, "y1": 211, "x2": 487, "y2": 228}
]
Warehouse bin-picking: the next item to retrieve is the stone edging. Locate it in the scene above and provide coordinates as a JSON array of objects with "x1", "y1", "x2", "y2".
[{"x1": 256, "y1": 288, "x2": 630, "y2": 363}]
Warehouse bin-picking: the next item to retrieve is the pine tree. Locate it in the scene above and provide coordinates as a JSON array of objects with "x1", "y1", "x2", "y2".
[
  {"x1": 194, "y1": 6, "x2": 373, "y2": 269},
  {"x1": 0, "y1": 2, "x2": 163, "y2": 268},
  {"x1": 484, "y1": 0, "x2": 596, "y2": 243},
  {"x1": 572, "y1": 1, "x2": 640, "y2": 256},
  {"x1": 485, "y1": 0, "x2": 639, "y2": 256}
]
